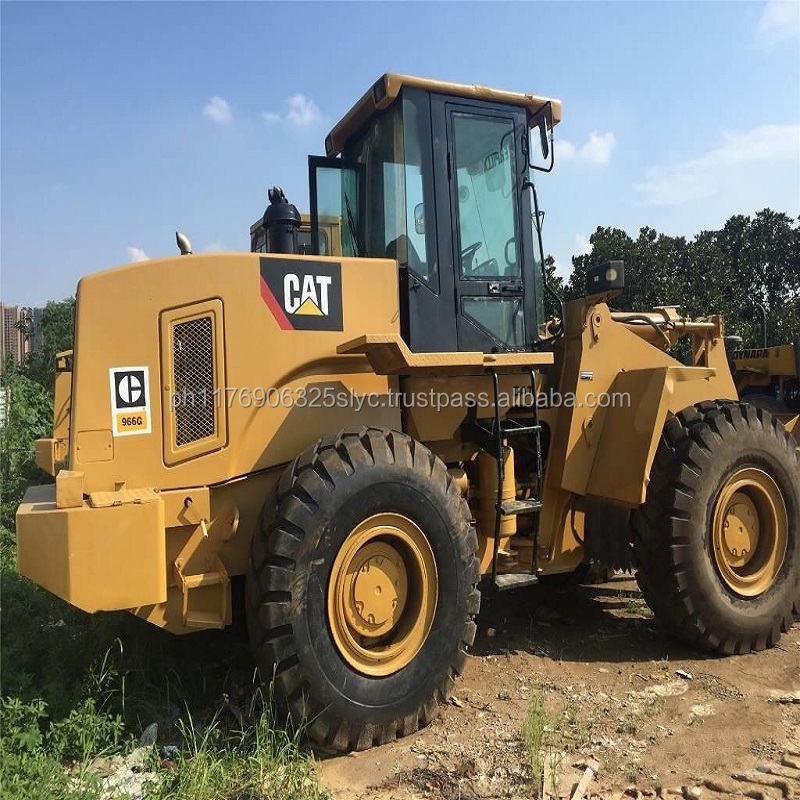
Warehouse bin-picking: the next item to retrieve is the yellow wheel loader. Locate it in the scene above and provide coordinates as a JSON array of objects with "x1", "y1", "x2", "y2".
[
  {"x1": 17, "y1": 74, "x2": 799, "y2": 752},
  {"x1": 731, "y1": 339, "x2": 800, "y2": 441}
]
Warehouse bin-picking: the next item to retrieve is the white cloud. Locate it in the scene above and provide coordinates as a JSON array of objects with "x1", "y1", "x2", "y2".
[
  {"x1": 203, "y1": 241, "x2": 225, "y2": 253},
  {"x1": 262, "y1": 93, "x2": 324, "y2": 129},
  {"x1": 635, "y1": 123, "x2": 800, "y2": 206},
  {"x1": 756, "y1": 0, "x2": 800, "y2": 48},
  {"x1": 551, "y1": 257, "x2": 571, "y2": 280},
  {"x1": 580, "y1": 131, "x2": 616, "y2": 166},
  {"x1": 286, "y1": 93, "x2": 322, "y2": 128},
  {"x1": 126, "y1": 246, "x2": 149, "y2": 262},
  {"x1": 203, "y1": 96, "x2": 232, "y2": 125},
  {"x1": 555, "y1": 131, "x2": 616, "y2": 166},
  {"x1": 574, "y1": 233, "x2": 592, "y2": 256},
  {"x1": 554, "y1": 140, "x2": 576, "y2": 161}
]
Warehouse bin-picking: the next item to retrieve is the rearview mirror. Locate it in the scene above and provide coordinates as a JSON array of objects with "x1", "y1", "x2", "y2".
[
  {"x1": 538, "y1": 117, "x2": 549, "y2": 160},
  {"x1": 529, "y1": 101, "x2": 555, "y2": 173},
  {"x1": 414, "y1": 203, "x2": 425, "y2": 235}
]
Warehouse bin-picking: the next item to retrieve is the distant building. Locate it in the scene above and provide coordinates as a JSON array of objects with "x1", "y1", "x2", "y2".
[
  {"x1": 1, "y1": 303, "x2": 27, "y2": 364},
  {"x1": 1, "y1": 303, "x2": 45, "y2": 364}
]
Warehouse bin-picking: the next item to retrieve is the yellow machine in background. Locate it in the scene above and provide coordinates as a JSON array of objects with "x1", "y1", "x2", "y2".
[
  {"x1": 17, "y1": 74, "x2": 799, "y2": 753},
  {"x1": 250, "y1": 211, "x2": 342, "y2": 257},
  {"x1": 731, "y1": 339, "x2": 800, "y2": 440}
]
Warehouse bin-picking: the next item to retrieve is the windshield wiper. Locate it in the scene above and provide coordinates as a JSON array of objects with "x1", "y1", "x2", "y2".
[{"x1": 344, "y1": 194, "x2": 363, "y2": 257}]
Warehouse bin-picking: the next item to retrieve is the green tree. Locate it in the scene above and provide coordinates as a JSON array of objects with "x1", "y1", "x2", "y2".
[
  {"x1": 0, "y1": 365, "x2": 52, "y2": 529},
  {"x1": 544, "y1": 254, "x2": 565, "y2": 296},
  {"x1": 561, "y1": 209, "x2": 799, "y2": 348},
  {"x1": 21, "y1": 298, "x2": 75, "y2": 393},
  {"x1": 566, "y1": 226, "x2": 635, "y2": 301}
]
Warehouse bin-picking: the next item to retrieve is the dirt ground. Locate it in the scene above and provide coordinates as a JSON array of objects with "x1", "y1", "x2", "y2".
[{"x1": 317, "y1": 574, "x2": 800, "y2": 800}]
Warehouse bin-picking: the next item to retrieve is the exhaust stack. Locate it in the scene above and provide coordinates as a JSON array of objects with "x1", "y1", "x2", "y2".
[{"x1": 263, "y1": 186, "x2": 301, "y2": 255}]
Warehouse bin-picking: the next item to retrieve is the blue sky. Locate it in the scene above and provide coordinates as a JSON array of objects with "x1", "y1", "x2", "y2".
[{"x1": 2, "y1": 1, "x2": 799, "y2": 306}]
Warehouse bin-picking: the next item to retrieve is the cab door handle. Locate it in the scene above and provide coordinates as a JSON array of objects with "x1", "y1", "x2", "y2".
[{"x1": 488, "y1": 282, "x2": 523, "y2": 296}]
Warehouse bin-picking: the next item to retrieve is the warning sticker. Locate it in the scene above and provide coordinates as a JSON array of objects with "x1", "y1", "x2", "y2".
[{"x1": 109, "y1": 367, "x2": 151, "y2": 437}]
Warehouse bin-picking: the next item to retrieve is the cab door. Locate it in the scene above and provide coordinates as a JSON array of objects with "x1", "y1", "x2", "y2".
[{"x1": 432, "y1": 98, "x2": 537, "y2": 352}]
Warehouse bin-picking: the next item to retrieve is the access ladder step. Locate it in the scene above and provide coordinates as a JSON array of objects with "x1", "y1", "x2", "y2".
[
  {"x1": 494, "y1": 573, "x2": 539, "y2": 591},
  {"x1": 501, "y1": 423, "x2": 542, "y2": 436},
  {"x1": 182, "y1": 571, "x2": 226, "y2": 590},
  {"x1": 175, "y1": 555, "x2": 230, "y2": 631},
  {"x1": 184, "y1": 610, "x2": 226, "y2": 630},
  {"x1": 500, "y1": 499, "x2": 543, "y2": 516}
]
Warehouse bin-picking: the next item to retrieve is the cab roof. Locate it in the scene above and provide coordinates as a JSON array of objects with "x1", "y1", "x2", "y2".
[{"x1": 325, "y1": 73, "x2": 563, "y2": 157}]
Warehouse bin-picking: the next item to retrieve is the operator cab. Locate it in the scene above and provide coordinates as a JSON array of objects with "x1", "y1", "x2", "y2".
[{"x1": 309, "y1": 74, "x2": 561, "y2": 353}]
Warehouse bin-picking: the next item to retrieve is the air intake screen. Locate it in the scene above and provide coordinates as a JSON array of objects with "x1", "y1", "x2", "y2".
[{"x1": 172, "y1": 316, "x2": 215, "y2": 446}]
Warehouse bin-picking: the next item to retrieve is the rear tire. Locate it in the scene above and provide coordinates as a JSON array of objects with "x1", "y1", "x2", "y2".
[
  {"x1": 633, "y1": 401, "x2": 799, "y2": 654},
  {"x1": 246, "y1": 428, "x2": 480, "y2": 751}
]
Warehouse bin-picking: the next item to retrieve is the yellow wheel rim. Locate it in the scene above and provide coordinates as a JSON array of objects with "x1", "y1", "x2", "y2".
[
  {"x1": 711, "y1": 468, "x2": 788, "y2": 597},
  {"x1": 327, "y1": 513, "x2": 438, "y2": 677}
]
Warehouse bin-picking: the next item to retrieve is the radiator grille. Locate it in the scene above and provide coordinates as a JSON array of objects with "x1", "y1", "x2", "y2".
[{"x1": 172, "y1": 316, "x2": 215, "y2": 446}]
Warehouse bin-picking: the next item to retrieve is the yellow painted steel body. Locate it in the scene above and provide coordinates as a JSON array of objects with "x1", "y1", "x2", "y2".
[
  {"x1": 16, "y1": 484, "x2": 166, "y2": 613},
  {"x1": 326, "y1": 73, "x2": 562, "y2": 157},
  {"x1": 17, "y1": 270, "x2": 742, "y2": 630},
  {"x1": 733, "y1": 344, "x2": 797, "y2": 382},
  {"x1": 16, "y1": 258, "x2": 741, "y2": 631},
  {"x1": 17, "y1": 252, "x2": 402, "y2": 631}
]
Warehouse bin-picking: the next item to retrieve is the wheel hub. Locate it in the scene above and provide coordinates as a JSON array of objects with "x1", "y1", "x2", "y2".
[
  {"x1": 721, "y1": 492, "x2": 760, "y2": 568},
  {"x1": 328, "y1": 513, "x2": 438, "y2": 677},
  {"x1": 346, "y1": 542, "x2": 408, "y2": 636},
  {"x1": 712, "y1": 468, "x2": 788, "y2": 597}
]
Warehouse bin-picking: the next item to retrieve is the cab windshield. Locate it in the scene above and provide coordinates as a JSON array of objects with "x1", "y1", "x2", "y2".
[{"x1": 342, "y1": 91, "x2": 438, "y2": 289}]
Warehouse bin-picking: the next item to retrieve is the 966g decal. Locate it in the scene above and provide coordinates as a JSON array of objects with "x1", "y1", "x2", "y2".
[{"x1": 109, "y1": 366, "x2": 151, "y2": 436}]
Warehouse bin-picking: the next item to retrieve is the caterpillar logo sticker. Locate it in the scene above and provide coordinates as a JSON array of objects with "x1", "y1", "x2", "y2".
[
  {"x1": 259, "y1": 258, "x2": 343, "y2": 331},
  {"x1": 109, "y1": 366, "x2": 151, "y2": 436}
]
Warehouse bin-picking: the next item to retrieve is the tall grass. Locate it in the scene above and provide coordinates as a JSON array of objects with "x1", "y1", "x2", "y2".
[
  {"x1": 153, "y1": 693, "x2": 326, "y2": 800},
  {"x1": 1, "y1": 524, "x2": 328, "y2": 800}
]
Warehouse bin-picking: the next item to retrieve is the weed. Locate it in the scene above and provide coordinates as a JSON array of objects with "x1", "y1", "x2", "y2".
[
  {"x1": 151, "y1": 692, "x2": 328, "y2": 800},
  {"x1": 625, "y1": 596, "x2": 653, "y2": 618},
  {"x1": 0, "y1": 696, "x2": 102, "y2": 800},
  {"x1": 522, "y1": 694, "x2": 547, "y2": 785},
  {"x1": 624, "y1": 762, "x2": 642, "y2": 785},
  {"x1": 522, "y1": 693, "x2": 594, "y2": 796},
  {"x1": 546, "y1": 748, "x2": 566, "y2": 798}
]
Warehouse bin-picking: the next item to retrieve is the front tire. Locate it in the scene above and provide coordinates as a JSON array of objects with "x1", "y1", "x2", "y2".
[
  {"x1": 633, "y1": 401, "x2": 799, "y2": 654},
  {"x1": 246, "y1": 428, "x2": 480, "y2": 751}
]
